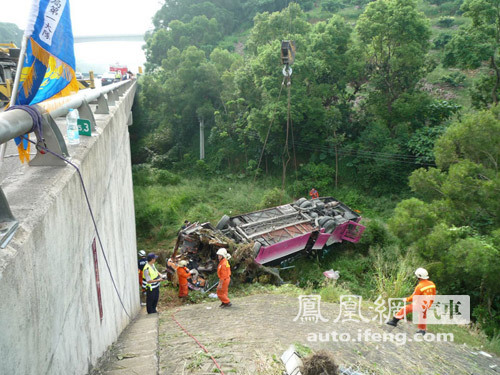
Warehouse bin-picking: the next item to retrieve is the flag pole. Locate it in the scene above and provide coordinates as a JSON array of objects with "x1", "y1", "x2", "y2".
[
  {"x1": 0, "y1": 35, "x2": 29, "y2": 166},
  {"x1": 9, "y1": 35, "x2": 29, "y2": 108},
  {"x1": 0, "y1": 0, "x2": 37, "y2": 166}
]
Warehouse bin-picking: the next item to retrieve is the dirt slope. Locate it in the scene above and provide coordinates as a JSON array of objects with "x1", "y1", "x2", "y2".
[{"x1": 159, "y1": 294, "x2": 500, "y2": 374}]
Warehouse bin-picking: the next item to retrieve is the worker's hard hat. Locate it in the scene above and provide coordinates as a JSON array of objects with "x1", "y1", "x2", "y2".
[
  {"x1": 138, "y1": 250, "x2": 146, "y2": 257},
  {"x1": 216, "y1": 248, "x2": 228, "y2": 257},
  {"x1": 178, "y1": 260, "x2": 188, "y2": 267},
  {"x1": 415, "y1": 268, "x2": 429, "y2": 279}
]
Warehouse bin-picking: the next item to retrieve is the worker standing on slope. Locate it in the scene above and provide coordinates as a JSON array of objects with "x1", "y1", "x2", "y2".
[
  {"x1": 386, "y1": 268, "x2": 436, "y2": 335},
  {"x1": 177, "y1": 260, "x2": 191, "y2": 298},
  {"x1": 216, "y1": 248, "x2": 232, "y2": 308},
  {"x1": 309, "y1": 188, "x2": 319, "y2": 200},
  {"x1": 143, "y1": 253, "x2": 164, "y2": 314}
]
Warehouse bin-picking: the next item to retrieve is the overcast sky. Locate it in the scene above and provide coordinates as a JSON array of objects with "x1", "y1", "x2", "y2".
[{"x1": 1, "y1": 0, "x2": 162, "y2": 36}]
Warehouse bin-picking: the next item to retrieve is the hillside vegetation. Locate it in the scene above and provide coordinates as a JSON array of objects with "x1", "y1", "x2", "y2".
[
  {"x1": 0, "y1": 22, "x2": 22, "y2": 46},
  {"x1": 131, "y1": 0, "x2": 500, "y2": 342}
]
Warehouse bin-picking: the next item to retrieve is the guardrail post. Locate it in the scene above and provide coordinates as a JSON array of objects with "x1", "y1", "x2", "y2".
[
  {"x1": 29, "y1": 112, "x2": 68, "y2": 167},
  {"x1": 77, "y1": 99, "x2": 97, "y2": 131},
  {"x1": 95, "y1": 94, "x2": 110, "y2": 114},
  {"x1": 107, "y1": 90, "x2": 118, "y2": 106}
]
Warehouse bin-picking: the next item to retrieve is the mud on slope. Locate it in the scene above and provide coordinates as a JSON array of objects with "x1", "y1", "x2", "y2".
[{"x1": 158, "y1": 294, "x2": 500, "y2": 375}]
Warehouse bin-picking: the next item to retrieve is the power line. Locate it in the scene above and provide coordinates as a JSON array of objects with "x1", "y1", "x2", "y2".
[{"x1": 244, "y1": 130, "x2": 436, "y2": 166}]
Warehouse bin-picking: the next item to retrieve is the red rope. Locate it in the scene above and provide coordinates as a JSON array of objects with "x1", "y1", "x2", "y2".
[{"x1": 171, "y1": 308, "x2": 225, "y2": 375}]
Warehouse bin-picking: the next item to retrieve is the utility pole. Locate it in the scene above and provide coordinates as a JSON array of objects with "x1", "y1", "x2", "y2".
[{"x1": 199, "y1": 117, "x2": 205, "y2": 160}]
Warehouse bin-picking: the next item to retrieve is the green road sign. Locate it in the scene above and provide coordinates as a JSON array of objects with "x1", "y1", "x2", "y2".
[{"x1": 77, "y1": 119, "x2": 92, "y2": 136}]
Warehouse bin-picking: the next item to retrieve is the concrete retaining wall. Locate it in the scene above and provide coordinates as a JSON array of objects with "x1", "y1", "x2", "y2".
[{"x1": 0, "y1": 83, "x2": 140, "y2": 375}]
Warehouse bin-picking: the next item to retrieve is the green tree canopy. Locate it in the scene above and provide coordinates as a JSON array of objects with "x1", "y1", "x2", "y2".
[
  {"x1": 356, "y1": 0, "x2": 431, "y2": 128},
  {"x1": 444, "y1": 0, "x2": 500, "y2": 107}
]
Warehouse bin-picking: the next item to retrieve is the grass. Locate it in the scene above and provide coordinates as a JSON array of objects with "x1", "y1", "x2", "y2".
[
  {"x1": 217, "y1": 28, "x2": 251, "y2": 52},
  {"x1": 337, "y1": 6, "x2": 364, "y2": 22},
  {"x1": 134, "y1": 169, "x2": 402, "y2": 252},
  {"x1": 427, "y1": 324, "x2": 500, "y2": 356},
  {"x1": 134, "y1": 173, "x2": 292, "y2": 250}
]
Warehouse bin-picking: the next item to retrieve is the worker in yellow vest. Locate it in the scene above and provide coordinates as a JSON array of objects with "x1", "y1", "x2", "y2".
[{"x1": 142, "y1": 253, "x2": 165, "y2": 314}]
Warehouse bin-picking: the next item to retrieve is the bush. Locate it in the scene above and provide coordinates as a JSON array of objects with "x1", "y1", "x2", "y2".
[
  {"x1": 370, "y1": 246, "x2": 415, "y2": 299},
  {"x1": 439, "y1": 71, "x2": 466, "y2": 87},
  {"x1": 132, "y1": 164, "x2": 154, "y2": 186},
  {"x1": 258, "y1": 187, "x2": 291, "y2": 209},
  {"x1": 322, "y1": 0, "x2": 345, "y2": 12},
  {"x1": 438, "y1": 0, "x2": 463, "y2": 15},
  {"x1": 298, "y1": 0, "x2": 315, "y2": 11},
  {"x1": 437, "y1": 16, "x2": 454, "y2": 27},
  {"x1": 132, "y1": 164, "x2": 181, "y2": 186},
  {"x1": 359, "y1": 219, "x2": 394, "y2": 249},
  {"x1": 433, "y1": 32, "x2": 452, "y2": 49},
  {"x1": 155, "y1": 169, "x2": 181, "y2": 185},
  {"x1": 289, "y1": 162, "x2": 335, "y2": 198}
]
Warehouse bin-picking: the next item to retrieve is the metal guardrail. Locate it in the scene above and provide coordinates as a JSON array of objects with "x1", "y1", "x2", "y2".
[{"x1": 0, "y1": 79, "x2": 136, "y2": 248}]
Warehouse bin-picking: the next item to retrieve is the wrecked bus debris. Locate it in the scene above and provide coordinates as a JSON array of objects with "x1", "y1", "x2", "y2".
[{"x1": 166, "y1": 197, "x2": 365, "y2": 291}]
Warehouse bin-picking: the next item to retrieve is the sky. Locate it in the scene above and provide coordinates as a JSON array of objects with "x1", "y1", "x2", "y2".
[
  {"x1": 1, "y1": 0, "x2": 163, "y2": 35},
  {"x1": 2, "y1": 0, "x2": 164, "y2": 73}
]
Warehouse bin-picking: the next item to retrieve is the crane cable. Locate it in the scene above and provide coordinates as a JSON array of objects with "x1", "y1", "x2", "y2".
[
  {"x1": 253, "y1": 76, "x2": 286, "y2": 182},
  {"x1": 254, "y1": 1, "x2": 296, "y2": 185},
  {"x1": 282, "y1": 73, "x2": 292, "y2": 190}
]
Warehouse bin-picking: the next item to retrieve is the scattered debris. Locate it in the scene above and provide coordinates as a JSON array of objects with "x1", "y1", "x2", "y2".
[
  {"x1": 281, "y1": 345, "x2": 303, "y2": 375},
  {"x1": 116, "y1": 353, "x2": 137, "y2": 360},
  {"x1": 324, "y1": 269, "x2": 340, "y2": 280},
  {"x1": 301, "y1": 350, "x2": 339, "y2": 375},
  {"x1": 479, "y1": 351, "x2": 493, "y2": 358}
]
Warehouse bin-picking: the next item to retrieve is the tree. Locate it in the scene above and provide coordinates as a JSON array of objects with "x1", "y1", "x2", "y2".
[
  {"x1": 444, "y1": 0, "x2": 500, "y2": 107},
  {"x1": 389, "y1": 107, "x2": 500, "y2": 335},
  {"x1": 356, "y1": 0, "x2": 431, "y2": 128},
  {"x1": 145, "y1": 16, "x2": 222, "y2": 67}
]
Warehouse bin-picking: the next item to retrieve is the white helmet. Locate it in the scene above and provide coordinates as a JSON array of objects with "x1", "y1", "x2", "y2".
[
  {"x1": 216, "y1": 248, "x2": 231, "y2": 260},
  {"x1": 217, "y1": 248, "x2": 228, "y2": 257},
  {"x1": 138, "y1": 250, "x2": 146, "y2": 257},
  {"x1": 415, "y1": 268, "x2": 429, "y2": 279},
  {"x1": 178, "y1": 260, "x2": 188, "y2": 267}
]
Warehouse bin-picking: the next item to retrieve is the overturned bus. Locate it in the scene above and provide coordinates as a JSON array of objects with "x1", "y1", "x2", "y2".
[{"x1": 166, "y1": 196, "x2": 365, "y2": 290}]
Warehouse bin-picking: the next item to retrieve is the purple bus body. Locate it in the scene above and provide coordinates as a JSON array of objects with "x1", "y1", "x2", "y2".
[{"x1": 218, "y1": 196, "x2": 366, "y2": 265}]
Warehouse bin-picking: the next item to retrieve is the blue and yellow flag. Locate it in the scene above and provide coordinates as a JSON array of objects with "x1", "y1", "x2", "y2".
[{"x1": 14, "y1": 0, "x2": 78, "y2": 162}]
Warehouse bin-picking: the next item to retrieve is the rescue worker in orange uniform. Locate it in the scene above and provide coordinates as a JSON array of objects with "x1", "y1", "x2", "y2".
[
  {"x1": 177, "y1": 260, "x2": 191, "y2": 298},
  {"x1": 309, "y1": 188, "x2": 319, "y2": 199},
  {"x1": 386, "y1": 268, "x2": 436, "y2": 335},
  {"x1": 216, "y1": 248, "x2": 232, "y2": 308}
]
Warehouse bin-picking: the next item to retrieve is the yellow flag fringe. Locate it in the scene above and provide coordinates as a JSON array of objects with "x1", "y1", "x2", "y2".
[
  {"x1": 17, "y1": 138, "x2": 31, "y2": 163},
  {"x1": 30, "y1": 38, "x2": 75, "y2": 83},
  {"x1": 21, "y1": 63, "x2": 37, "y2": 98}
]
